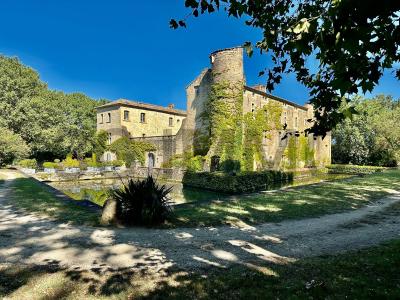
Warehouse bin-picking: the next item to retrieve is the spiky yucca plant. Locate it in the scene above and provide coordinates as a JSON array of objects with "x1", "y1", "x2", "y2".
[{"x1": 111, "y1": 176, "x2": 172, "y2": 226}]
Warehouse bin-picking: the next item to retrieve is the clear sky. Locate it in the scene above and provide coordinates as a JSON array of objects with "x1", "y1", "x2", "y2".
[{"x1": 0, "y1": 0, "x2": 398, "y2": 110}]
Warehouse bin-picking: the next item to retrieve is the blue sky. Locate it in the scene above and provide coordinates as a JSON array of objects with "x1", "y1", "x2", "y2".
[{"x1": 0, "y1": 0, "x2": 398, "y2": 110}]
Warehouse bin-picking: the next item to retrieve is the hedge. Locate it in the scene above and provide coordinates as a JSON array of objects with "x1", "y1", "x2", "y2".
[
  {"x1": 327, "y1": 164, "x2": 386, "y2": 175},
  {"x1": 182, "y1": 170, "x2": 294, "y2": 194}
]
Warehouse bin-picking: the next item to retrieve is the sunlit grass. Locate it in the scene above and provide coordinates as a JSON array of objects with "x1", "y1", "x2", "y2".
[
  {"x1": 171, "y1": 169, "x2": 400, "y2": 227},
  {"x1": 5, "y1": 178, "x2": 100, "y2": 226}
]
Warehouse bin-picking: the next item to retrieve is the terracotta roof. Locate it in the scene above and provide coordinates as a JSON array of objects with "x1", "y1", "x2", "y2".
[
  {"x1": 244, "y1": 86, "x2": 308, "y2": 111},
  {"x1": 96, "y1": 99, "x2": 187, "y2": 116}
]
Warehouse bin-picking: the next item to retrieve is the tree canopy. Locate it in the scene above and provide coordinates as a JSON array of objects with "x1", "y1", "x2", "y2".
[
  {"x1": 332, "y1": 95, "x2": 400, "y2": 166},
  {"x1": 0, "y1": 55, "x2": 108, "y2": 161},
  {"x1": 171, "y1": 0, "x2": 400, "y2": 135}
]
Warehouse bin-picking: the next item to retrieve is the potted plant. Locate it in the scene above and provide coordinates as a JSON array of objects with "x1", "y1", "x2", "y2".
[
  {"x1": 18, "y1": 159, "x2": 37, "y2": 174},
  {"x1": 62, "y1": 154, "x2": 80, "y2": 173},
  {"x1": 43, "y1": 161, "x2": 58, "y2": 174}
]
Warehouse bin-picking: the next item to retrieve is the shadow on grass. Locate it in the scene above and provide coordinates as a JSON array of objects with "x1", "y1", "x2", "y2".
[{"x1": 1, "y1": 240, "x2": 400, "y2": 299}]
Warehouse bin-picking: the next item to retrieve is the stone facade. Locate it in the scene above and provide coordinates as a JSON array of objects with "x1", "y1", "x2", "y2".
[
  {"x1": 96, "y1": 100, "x2": 186, "y2": 166},
  {"x1": 96, "y1": 47, "x2": 331, "y2": 170}
]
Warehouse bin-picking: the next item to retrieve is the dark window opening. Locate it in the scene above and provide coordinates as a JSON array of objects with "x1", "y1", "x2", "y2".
[
  {"x1": 140, "y1": 113, "x2": 146, "y2": 123},
  {"x1": 124, "y1": 110, "x2": 129, "y2": 121}
]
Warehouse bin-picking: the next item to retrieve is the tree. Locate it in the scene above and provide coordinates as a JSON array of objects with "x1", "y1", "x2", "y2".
[
  {"x1": 0, "y1": 55, "x2": 46, "y2": 133},
  {"x1": 332, "y1": 95, "x2": 400, "y2": 166},
  {"x1": 0, "y1": 127, "x2": 30, "y2": 166},
  {"x1": 171, "y1": 1, "x2": 400, "y2": 135},
  {"x1": 0, "y1": 55, "x2": 109, "y2": 160}
]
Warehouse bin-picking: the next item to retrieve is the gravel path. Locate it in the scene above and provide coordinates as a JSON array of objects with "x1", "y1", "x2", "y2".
[{"x1": 0, "y1": 169, "x2": 399, "y2": 272}]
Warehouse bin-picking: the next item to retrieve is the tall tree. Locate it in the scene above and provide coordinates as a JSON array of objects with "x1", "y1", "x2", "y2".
[
  {"x1": 0, "y1": 54, "x2": 108, "y2": 160},
  {"x1": 171, "y1": 1, "x2": 400, "y2": 135}
]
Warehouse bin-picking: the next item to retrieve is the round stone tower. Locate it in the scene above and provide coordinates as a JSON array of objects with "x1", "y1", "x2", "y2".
[
  {"x1": 206, "y1": 47, "x2": 245, "y2": 172},
  {"x1": 210, "y1": 47, "x2": 245, "y2": 84}
]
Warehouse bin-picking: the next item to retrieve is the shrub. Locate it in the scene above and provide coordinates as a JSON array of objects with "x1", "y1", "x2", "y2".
[
  {"x1": 182, "y1": 170, "x2": 293, "y2": 194},
  {"x1": 327, "y1": 164, "x2": 386, "y2": 175},
  {"x1": 111, "y1": 176, "x2": 172, "y2": 226},
  {"x1": 18, "y1": 159, "x2": 37, "y2": 169},
  {"x1": 43, "y1": 162, "x2": 58, "y2": 169},
  {"x1": 111, "y1": 160, "x2": 125, "y2": 167},
  {"x1": 61, "y1": 154, "x2": 80, "y2": 168},
  {"x1": 0, "y1": 127, "x2": 30, "y2": 166},
  {"x1": 54, "y1": 159, "x2": 61, "y2": 163}
]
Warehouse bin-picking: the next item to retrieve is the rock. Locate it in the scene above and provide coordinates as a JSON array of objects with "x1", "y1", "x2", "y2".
[{"x1": 101, "y1": 198, "x2": 118, "y2": 225}]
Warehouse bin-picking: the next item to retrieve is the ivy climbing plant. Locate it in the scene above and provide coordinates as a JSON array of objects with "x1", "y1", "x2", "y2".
[
  {"x1": 200, "y1": 80, "x2": 244, "y2": 172},
  {"x1": 242, "y1": 101, "x2": 283, "y2": 171}
]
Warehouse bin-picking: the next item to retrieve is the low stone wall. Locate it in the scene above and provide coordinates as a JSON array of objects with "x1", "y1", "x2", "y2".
[{"x1": 30, "y1": 166, "x2": 185, "y2": 182}]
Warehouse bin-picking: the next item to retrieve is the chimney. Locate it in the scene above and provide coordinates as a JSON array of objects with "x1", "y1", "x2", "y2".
[{"x1": 168, "y1": 103, "x2": 175, "y2": 109}]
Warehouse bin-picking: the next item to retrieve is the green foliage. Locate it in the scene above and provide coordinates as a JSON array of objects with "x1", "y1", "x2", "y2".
[
  {"x1": 242, "y1": 102, "x2": 283, "y2": 171},
  {"x1": 0, "y1": 127, "x2": 30, "y2": 166},
  {"x1": 333, "y1": 95, "x2": 400, "y2": 166},
  {"x1": 327, "y1": 164, "x2": 386, "y2": 175},
  {"x1": 42, "y1": 162, "x2": 59, "y2": 169},
  {"x1": 93, "y1": 130, "x2": 108, "y2": 159},
  {"x1": 183, "y1": 170, "x2": 293, "y2": 194},
  {"x1": 61, "y1": 154, "x2": 80, "y2": 168},
  {"x1": 111, "y1": 176, "x2": 172, "y2": 226},
  {"x1": 17, "y1": 159, "x2": 37, "y2": 169},
  {"x1": 0, "y1": 55, "x2": 109, "y2": 161},
  {"x1": 162, "y1": 151, "x2": 204, "y2": 171},
  {"x1": 173, "y1": 1, "x2": 400, "y2": 135},
  {"x1": 202, "y1": 80, "x2": 244, "y2": 172},
  {"x1": 286, "y1": 136, "x2": 298, "y2": 169},
  {"x1": 109, "y1": 137, "x2": 156, "y2": 167},
  {"x1": 298, "y1": 136, "x2": 315, "y2": 167}
]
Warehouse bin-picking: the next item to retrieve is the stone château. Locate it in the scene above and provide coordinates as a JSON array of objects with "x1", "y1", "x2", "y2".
[{"x1": 96, "y1": 47, "x2": 331, "y2": 170}]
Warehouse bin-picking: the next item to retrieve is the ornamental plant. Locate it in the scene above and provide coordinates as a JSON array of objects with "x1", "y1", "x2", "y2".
[
  {"x1": 111, "y1": 176, "x2": 172, "y2": 226},
  {"x1": 18, "y1": 159, "x2": 37, "y2": 169}
]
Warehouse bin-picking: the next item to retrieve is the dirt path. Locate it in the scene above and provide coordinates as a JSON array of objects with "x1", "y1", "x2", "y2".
[{"x1": 0, "y1": 169, "x2": 399, "y2": 272}]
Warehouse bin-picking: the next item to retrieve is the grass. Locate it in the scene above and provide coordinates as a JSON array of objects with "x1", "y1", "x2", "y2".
[
  {"x1": 170, "y1": 169, "x2": 400, "y2": 227},
  {"x1": 5, "y1": 177, "x2": 100, "y2": 226},
  {"x1": 1, "y1": 239, "x2": 399, "y2": 299}
]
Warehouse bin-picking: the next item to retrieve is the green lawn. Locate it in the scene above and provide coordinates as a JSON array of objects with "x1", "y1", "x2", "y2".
[
  {"x1": 1, "y1": 239, "x2": 399, "y2": 299},
  {"x1": 5, "y1": 177, "x2": 100, "y2": 226},
  {"x1": 170, "y1": 169, "x2": 400, "y2": 227}
]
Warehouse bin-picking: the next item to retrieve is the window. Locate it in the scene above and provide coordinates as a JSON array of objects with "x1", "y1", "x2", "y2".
[
  {"x1": 169, "y1": 117, "x2": 173, "y2": 127},
  {"x1": 140, "y1": 113, "x2": 146, "y2": 123},
  {"x1": 107, "y1": 133, "x2": 112, "y2": 145},
  {"x1": 295, "y1": 117, "x2": 298, "y2": 127},
  {"x1": 251, "y1": 103, "x2": 255, "y2": 113},
  {"x1": 194, "y1": 86, "x2": 200, "y2": 97},
  {"x1": 142, "y1": 133, "x2": 146, "y2": 138},
  {"x1": 123, "y1": 110, "x2": 129, "y2": 121},
  {"x1": 107, "y1": 113, "x2": 111, "y2": 123},
  {"x1": 100, "y1": 114, "x2": 104, "y2": 124}
]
